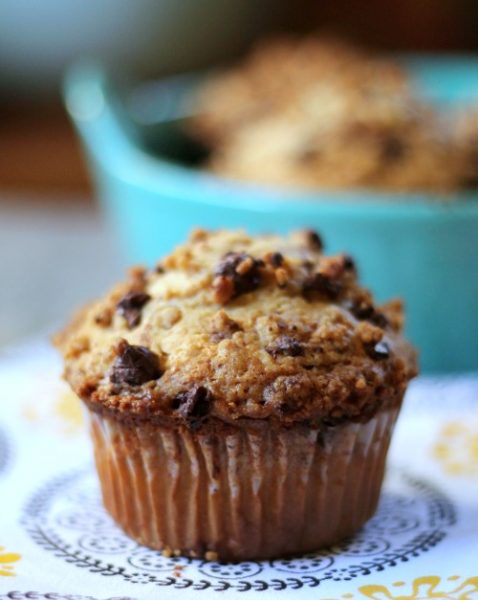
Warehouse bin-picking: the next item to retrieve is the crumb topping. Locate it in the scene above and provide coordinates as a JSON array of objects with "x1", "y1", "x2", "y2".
[
  {"x1": 55, "y1": 229, "x2": 417, "y2": 428},
  {"x1": 266, "y1": 335, "x2": 304, "y2": 358},
  {"x1": 213, "y1": 252, "x2": 265, "y2": 303}
]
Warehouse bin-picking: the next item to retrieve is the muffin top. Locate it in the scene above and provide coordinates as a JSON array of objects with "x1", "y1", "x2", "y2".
[
  {"x1": 190, "y1": 35, "x2": 475, "y2": 193},
  {"x1": 191, "y1": 35, "x2": 410, "y2": 146},
  {"x1": 56, "y1": 230, "x2": 417, "y2": 429}
]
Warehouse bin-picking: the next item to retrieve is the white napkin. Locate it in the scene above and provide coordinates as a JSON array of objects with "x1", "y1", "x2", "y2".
[{"x1": 0, "y1": 340, "x2": 477, "y2": 599}]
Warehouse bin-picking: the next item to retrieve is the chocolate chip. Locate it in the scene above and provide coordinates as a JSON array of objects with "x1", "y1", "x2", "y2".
[
  {"x1": 213, "y1": 252, "x2": 264, "y2": 304},
  {"x1": 270, "y1": 252, "x2": 284, "y2": 268},
  {"x1": 304, "y1": 230, "x2": 323, "y2": 251},
  {"x1": 342, "y1": 255, "x2": 356, "y2": 271},
  {"x1": 302, "y1": 259, "x2": 314, "y2": 272},
  {"x1": 116, "y1": 291, "x2": 151, "y2": 328},
  {"x1": 360, "y1": 307, "x2": 387, "y2": 328},
  {"x1": 173, "y1": 386, "x2": 213, "y2": 421},
  {"x1": 110, "y1": 342, "x2": 162, "y2": 385},
  {"x1": 345, "y1": 300, "x2": 388, "y2": 328},
  {"x1": 366, "y1": 340, "x2": 390, "y2": 360},
  {"x1": 461, "y1": 148, "x2": 478, "y2": 187},
  {"x1": 279, "y1": 401, "x2": 294, "y2": 414},
  {"x1": 349, "y1": 301, "x2": 368, "y2": 318},
  {"x1": 381, "y1": 135, "x2": 406, "y2": 162},
  {"x1": 460, "y1": 174, "x2": 478, "y2": 189},
  {"x1": 266, "y1": 335, "x2": 304, "y2": 358},
  {"x1": 303, "y1": 272, "x2": 343, "y2": 299},
  {"x1": 369, "y1": 311, "x2": 389, "y2": 328}
]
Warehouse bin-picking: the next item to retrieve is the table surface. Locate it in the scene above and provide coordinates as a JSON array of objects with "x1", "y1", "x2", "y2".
[{"x1": 0, "y1": 194, "x2": 125, "y2": 349}]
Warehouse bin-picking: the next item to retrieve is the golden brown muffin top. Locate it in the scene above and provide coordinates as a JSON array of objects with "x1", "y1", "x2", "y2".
[
  {"x1": 55, "y1": 230, "x2": 417, "y2": 429},
  {"x1": 190, "y1": 35, "x2": 476, "y2": 193}
]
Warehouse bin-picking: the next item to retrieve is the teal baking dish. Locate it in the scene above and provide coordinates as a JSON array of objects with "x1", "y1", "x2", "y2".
[{"x1": 64, "y1": 60, "x2": 478, "y2": 373}]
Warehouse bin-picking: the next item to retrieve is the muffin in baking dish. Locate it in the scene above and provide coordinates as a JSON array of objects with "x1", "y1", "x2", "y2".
[
  {"x1": 190, "y1": 35, "x2": 475, "y2": 192},
  {"x1": 55, "y1": 229, "x2": 417, "y2": 560}
]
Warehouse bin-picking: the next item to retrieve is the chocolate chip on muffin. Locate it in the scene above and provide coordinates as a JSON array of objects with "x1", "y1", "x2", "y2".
[
  {"x1": 302, "y1": 254, "x2": 353, "y2": 299},
  {"x1": 304, "y1": 229, "x2": 324, "y2": 251},
  {"x1": 303, "y1": 271, "x2": 342, "y2": 299},
  {"x1": 172, "y1": 386, "x2": 213, "y2": 422},
  {"x1": 342, "y1": 255, "x2": 356, "y2": 272},
  {"x1": 110, "y1": 340, "x2": 162, "y2": 385},
  {"x1": 116, "y1": 291, "x2": 151, "y2": 328},
  {"x1": 381, "y1": 135, "x2": 407, "y2": 162},
  {"x1": 264, "y1": 252, "x2": 291, "y2": 287},
  {"x1": 346, "y1": 298, "x2": 389, "y2": 328},
  {"x1": 269, "y1": 252, "x2": 285, "y2": 268},
  {"x1": 365, "y1": 340, "x2": 390, "y2": 360},
  {"x1": 213, "y1": 252, "x2": 264, "y2": 303},
  {"x1": 367, "y1": 310, "x2": 389, "y2": 328}
]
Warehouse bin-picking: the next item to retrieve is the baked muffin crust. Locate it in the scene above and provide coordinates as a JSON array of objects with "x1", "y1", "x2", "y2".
[{"x1": 55, "y1": 230, "x2": 417, "y2": 428}]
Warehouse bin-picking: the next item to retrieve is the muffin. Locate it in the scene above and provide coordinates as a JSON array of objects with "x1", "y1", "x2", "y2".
[
  {"x1": 191, "y1": 35, "x2": 410, "y2": 146},
  {"x1": 190, "y1": 35, "x2": 475, "y2": 192},
  {"x1": 55, "y1": 229, "x2": 417, "y2": 561}
]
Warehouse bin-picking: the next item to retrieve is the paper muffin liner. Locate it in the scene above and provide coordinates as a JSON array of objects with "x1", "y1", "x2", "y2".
[{"x1": 87, "y1": 404, "x2": 401, "y2": 561}]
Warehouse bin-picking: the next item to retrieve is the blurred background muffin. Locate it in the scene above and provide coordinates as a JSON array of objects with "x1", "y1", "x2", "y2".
[
  {"x1": 2, "y1": 0, "x2": 478, "y2": 198},
  {"x1": 190, "y1": 36, "x2": 476, "y2": 191},
  {"x1": 1, "y1": 0, "x2": 478, "y2": 374}
]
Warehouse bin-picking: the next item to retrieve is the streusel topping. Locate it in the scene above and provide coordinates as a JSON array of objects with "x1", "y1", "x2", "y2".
[{"x1": 56, "y1": 229, "x2": 417, "y2": 427}]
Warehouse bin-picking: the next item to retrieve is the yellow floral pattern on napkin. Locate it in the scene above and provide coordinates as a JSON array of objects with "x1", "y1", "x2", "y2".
[
  {"x1": 54, "y1": 390, "x2": 84, "y2": 433},
  {"x1": 22, "y1": 389, "x2": 83, "y2": 435},
  {"x1": 326, "y1": 575, "x2": 478, "y2": 600},
  {"x1": 433, "y1": 421, "x2": 478, "y2": 476},
  {"x1": 0, "y1": 546, "x2": 21, "y2": 577}
]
